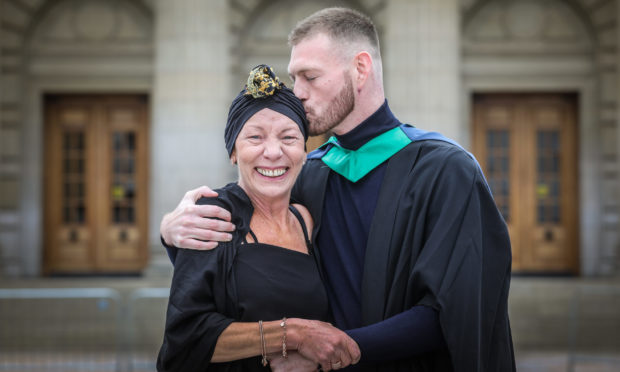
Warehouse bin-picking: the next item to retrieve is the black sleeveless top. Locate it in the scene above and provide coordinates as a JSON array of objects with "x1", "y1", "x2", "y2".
[
  {"x1": 235, "y1": 205, "x2": 329, "y2": 322},
  {"x1": 231, "y1": 205, "x2": 329, "y2": 371}
]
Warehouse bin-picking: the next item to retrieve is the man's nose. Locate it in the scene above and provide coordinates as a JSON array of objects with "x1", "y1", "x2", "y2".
[{"x1": 293, "y1": 81, "x2": 307, "y2": 101}]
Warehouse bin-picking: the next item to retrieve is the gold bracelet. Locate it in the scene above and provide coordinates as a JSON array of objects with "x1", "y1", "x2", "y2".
[
  {"x1": 259, "y1": 320, "x2": 268, "y2": 366},
  {"x1": 280, "y1": 317, "x2": 288, "y2": 358}
]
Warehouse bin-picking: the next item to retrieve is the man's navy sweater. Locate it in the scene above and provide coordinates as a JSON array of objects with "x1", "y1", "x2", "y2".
[{"x1": 315, "y1": 101, "x2": 445, "y2": 364}]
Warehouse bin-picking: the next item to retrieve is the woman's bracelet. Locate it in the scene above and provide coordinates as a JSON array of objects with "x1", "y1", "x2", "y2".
[
  {"x1": 280, "y1": 317, "x2": 288, "y2": 358},
  {"x1": 259, "y1": 320, "x2": 268, "y2": 366}
]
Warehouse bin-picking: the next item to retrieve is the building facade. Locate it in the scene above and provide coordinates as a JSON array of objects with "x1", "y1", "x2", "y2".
[{"x1": 0, "y1": 0, "x2": 618, "y2": 278}]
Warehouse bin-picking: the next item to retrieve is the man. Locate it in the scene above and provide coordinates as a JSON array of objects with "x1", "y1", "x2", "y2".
[{"x1": 161, "y1": 7, "x2": 515, "y2": 372}]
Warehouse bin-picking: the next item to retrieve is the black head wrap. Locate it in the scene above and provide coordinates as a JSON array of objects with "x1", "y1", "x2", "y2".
[{"x1": 225, "y1": 64, "x2": 308, "y2": 156}]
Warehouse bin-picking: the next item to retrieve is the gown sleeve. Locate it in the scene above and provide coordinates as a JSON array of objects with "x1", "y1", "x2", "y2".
[
  {"x1": 363, "y1": 141, "x2": 514, "y2": 370},
  {"x1": 406, "y1": 145, "x2": 514, "y2": 371}
]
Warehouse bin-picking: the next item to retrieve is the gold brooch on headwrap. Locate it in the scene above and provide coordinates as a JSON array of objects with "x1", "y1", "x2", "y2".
[{"x1": 244, "y1": 64, "x2": 284, "y2": 98}]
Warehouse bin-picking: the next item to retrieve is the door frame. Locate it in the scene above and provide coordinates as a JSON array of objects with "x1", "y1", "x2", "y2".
[
  {"x1": 42, "y1": 94, "x2": 150, "y2": 274},
  {"x1": 462, "y1": 76, "x2": 598, "y2": 276},
  {"x1": 21, "y1": 77, "x2": 151, "y2": 276},
  {"x1": 472, "y1": 93, "x2": 580, "y2": 274}
]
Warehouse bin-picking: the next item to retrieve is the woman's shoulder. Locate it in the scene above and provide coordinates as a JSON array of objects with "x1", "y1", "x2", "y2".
[
  {"x1": 196, "y1": 182, "x2": 253, "y2": 235},
  {"x1": 196, "y1": 182, "x2": 250, "y2": 210}
]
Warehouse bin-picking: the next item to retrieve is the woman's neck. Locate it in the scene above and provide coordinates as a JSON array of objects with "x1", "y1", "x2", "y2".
[
  {"x1": 251, "y1": 196, "x2": 290, "y2": 226},
  {"x1": 238, "y1": 184, "x2": 307, "y2": 252},
  {"x1": 239, "y1": 185, "x2": 291, "y2": 226}
]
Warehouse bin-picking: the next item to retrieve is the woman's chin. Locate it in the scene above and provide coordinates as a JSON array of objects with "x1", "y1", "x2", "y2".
[{"x1": 241, "y1": 181, "x2": 292, "y2": 203}]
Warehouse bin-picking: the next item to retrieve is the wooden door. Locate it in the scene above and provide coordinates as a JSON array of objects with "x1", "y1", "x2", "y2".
[
  {"x1": 473, "y1": 94, "x2": 578, "y2": 274},
  {"x1": 44, "y1": 95, "x2": 149, "y2": 274}
]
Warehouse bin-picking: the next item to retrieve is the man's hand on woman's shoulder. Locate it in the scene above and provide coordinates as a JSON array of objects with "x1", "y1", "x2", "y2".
[{"x1": 160, "y1": 185, "x2": 236, "y2": 250}]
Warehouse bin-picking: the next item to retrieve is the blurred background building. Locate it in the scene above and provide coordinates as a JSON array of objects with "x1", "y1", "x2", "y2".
[{"x1": 0, "y1": 0, "x2": 619, "y2": 370}]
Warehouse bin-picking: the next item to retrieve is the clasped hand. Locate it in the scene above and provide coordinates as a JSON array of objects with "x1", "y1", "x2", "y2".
[{"x1": 273, "y1": 318, "x2": 360, "y2": 371}]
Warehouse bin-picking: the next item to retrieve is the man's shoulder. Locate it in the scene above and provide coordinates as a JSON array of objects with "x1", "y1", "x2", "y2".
[
  {"x1": 306, "y1": 144, "x2": 330, "y2": 160},
  {"x1": 300, "y1": 156, "x2": 329, "y2": 174},
  {"x1": 398, "y1": 137, "x2": 482, "y2": 176},
  {"x1": 292, "y1": 157, "x2": 330, "y2": 208},
  {"x1": 404, "y1": 137, "x2": 474, "y2": 159}
]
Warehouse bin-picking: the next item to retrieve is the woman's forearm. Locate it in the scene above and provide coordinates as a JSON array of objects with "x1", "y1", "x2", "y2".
[
  {"x1": 211, "y1": 320, "x2": 285, "y2": 362},
  {"x1": 211, "y1": 317, "x2": 360, "y2": 370}
]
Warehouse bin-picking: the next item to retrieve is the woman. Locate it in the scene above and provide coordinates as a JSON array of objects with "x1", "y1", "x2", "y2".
[{"x1": 157, "y1": 65, "x2": 356, "y2": 372}]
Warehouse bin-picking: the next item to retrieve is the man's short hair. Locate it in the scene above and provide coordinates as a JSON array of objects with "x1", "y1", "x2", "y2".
[{"x1": 288, "y1": 7, "x2": 380, "y2": 59}]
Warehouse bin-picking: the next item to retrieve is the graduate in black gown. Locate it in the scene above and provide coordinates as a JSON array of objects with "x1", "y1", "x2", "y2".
[
  {"x1": 157, "y1": 65, "x2": 360, "y2": 372},
  {"x1": 161, "y1": 8, "x2": 515, "y2": 372}
]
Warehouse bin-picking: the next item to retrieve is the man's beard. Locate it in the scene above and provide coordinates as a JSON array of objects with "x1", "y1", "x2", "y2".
[{"x1": 307, "y1": 73, "x2": 355, "y2": 136}]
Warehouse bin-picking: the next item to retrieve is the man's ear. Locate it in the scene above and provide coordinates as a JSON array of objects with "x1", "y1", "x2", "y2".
[
  {"x1": 353, "y1": 51, "x2": 373, "y2": 92},
  {"x1": 230, "y1": 151, "x2": 237, "y2": 165}
]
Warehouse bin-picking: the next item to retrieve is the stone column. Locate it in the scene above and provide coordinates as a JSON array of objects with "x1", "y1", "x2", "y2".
[
  {"x1": 383, "y1": 0, "x2": 461, "y2": 141},
  {"x1": 616, "y1": 0, "x2": 620, "y2": 276},
  {"x1": 149, "y1": 0, "x2": 230, "y2": 274},
  {"x1": 1, "y1": 0, "x2": 27, "y2": 276}
]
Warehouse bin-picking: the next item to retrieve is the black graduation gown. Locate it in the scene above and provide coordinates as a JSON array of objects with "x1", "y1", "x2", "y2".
[{"x1": 292, "y1": 139, "x2": 516, "y2": 372}]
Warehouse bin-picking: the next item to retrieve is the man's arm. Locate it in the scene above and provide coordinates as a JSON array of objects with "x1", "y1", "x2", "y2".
[
  {"x1": 160, "y1": 186, "x2": 236, "y2": 260},
  {"x1": 345, "y1": 305, "x2": 445, "y2": 363}
]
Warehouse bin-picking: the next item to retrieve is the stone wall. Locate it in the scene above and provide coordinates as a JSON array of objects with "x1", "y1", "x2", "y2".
[
  {"x1": 0, "y1": 0, "x2": 618, "y2": 277},
  {"x1": 0, "y1": 0, "x2": 153, "y2": 276},
  {"x1": 0, "y1": 0, "x2": 36, "y2": 276},
  {"x1": 462, "y1": 0, "x2": 619, "y2": 276}
]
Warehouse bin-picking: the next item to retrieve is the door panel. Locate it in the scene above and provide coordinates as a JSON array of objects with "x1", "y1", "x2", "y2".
[
  {"x1": 44, "y1": 95, "x2": 149, "y2": 274},
  {"x1": 100, "y1": 101, "x2": 149, "y2": 271},
  {"x1": 473, "y1": 94, "x2": 578, "y2": 274}
]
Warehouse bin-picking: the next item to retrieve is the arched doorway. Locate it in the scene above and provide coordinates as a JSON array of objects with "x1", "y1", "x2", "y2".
[
  {"x1": 24, "y1": 0, "x2": 153, "y2": 274},
  {"x1": 462, "y1": 0, "x2": 608, "y2": 274}
]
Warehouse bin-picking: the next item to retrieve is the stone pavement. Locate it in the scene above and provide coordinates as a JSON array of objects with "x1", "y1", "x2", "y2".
[{"x1": 516, "y1": 351, "x2": 620, "y2": 372}]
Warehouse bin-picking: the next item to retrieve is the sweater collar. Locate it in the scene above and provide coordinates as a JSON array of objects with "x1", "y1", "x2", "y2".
[{"x1": 334, "y1": 100, "x2": 401, "y2": 150}]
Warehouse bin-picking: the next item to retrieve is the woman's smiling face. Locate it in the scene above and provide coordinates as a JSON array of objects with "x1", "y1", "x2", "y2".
[{"x1": 233, "y1": 108, "x2": 306, "y2": 203}]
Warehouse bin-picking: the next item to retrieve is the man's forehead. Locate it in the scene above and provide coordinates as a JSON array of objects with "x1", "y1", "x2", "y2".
[
  {"x1": 287, "y1": 60, "x2": 323, "y2": 78},
  {"x1": 287, "y1": 35, "x2": 333, "y2": 75}
]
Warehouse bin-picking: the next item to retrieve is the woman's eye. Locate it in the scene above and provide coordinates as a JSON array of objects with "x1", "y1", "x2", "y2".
[{"x1": 282, "y1": 135, "x2": 299, "y2": 142}]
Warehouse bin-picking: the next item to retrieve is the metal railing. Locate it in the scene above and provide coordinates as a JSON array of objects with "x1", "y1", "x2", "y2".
[
  {"x1": 1, "y1": 284, "x2": 619, "y2": 372},
  {"x1": 0, "y1": 287, "x2": 169, "y2": 372},
  {"x1": 126, "y1": 288, "x2": 170, "y2": 372},
  {"x1": 566, "y1": 284, "x2": 620, "y2": 372}
]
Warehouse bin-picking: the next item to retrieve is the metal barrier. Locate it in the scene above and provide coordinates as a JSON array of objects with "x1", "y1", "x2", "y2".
[
  {"x1": 126, "y1": 288, "x2": 169, "y2": 372},
  {"x1": 0, "y1": 287, "x2": 171, "y2": 372},
  {"x1": 2, "y1": 284, "x2": 619, "y2": 371},
  {"x1": 567, "y1": 284, "x2": 620, "y2": 372},
  {"x1": 0, "y1": 288, "x2": 123, "y2": 372}
]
